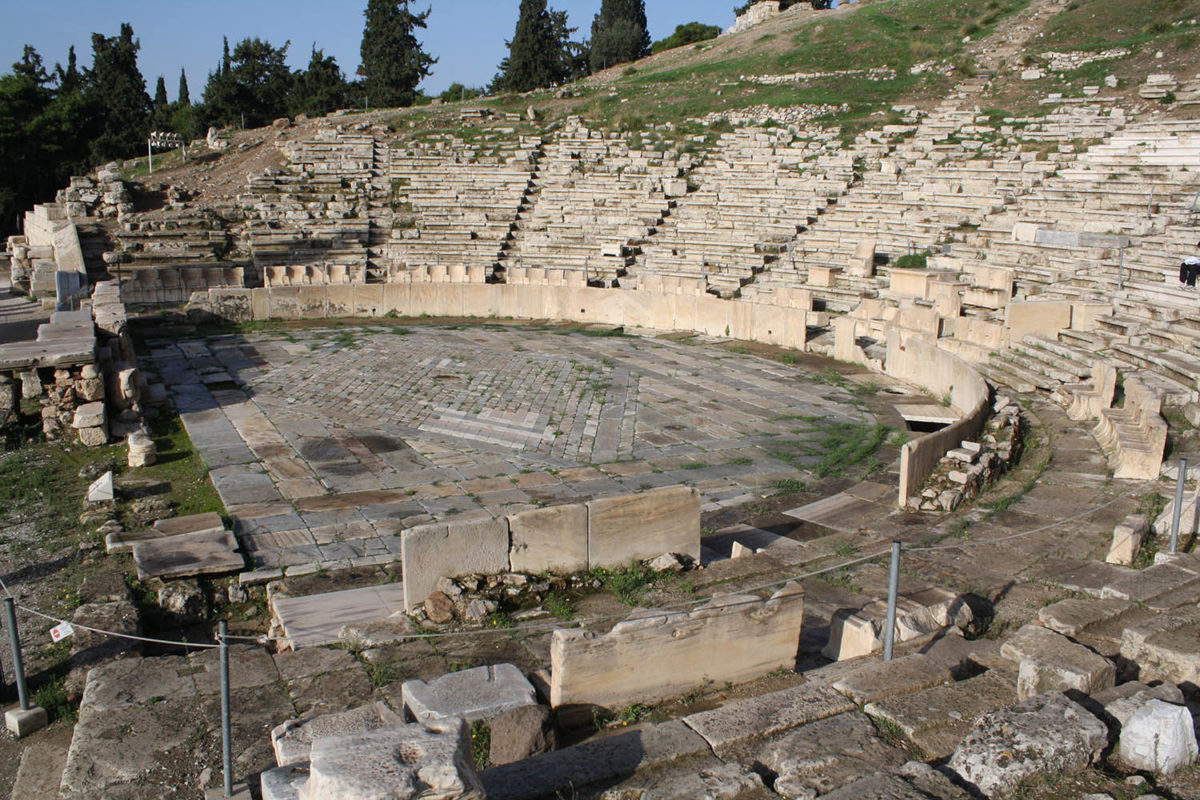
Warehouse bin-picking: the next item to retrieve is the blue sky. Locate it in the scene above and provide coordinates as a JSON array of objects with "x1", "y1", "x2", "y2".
[{"x1": 0, "y1": 1, "x2": 737, "y2": 99}]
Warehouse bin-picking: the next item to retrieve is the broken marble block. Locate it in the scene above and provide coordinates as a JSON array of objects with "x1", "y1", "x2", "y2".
[
  {"x1": 272, "y1": 701, "x2": 404, "y2": 767},
  {"x1": 1118, "y1": 699, "x2": 1198, "y2": 775},
  {"x1": 947, "y1": 693, "x2": 1107, "y2": 798},
  {"x1": 299, "y1": 719, "x2": 484, "y2": 800},
  {"x1": 86, "y1": 471, "x2": 115, "y2": 504},
  {"x1": 1106, "y1": 514, "x2": 1148, "y2": 566},
  {"x1": 401, "y1": 664, "x2": 537, "y2": 728}
]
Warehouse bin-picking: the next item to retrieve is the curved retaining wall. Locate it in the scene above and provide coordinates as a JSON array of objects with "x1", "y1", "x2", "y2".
[
  {"x1": 885, "y1": 329, "x2": 991, "y2": 506},
  {"x1": 194, "y1": 283, "x2": 990, "y2": 507},
  {"x1": 197, "y1": 283, "x2": 815, "y2": 350}
]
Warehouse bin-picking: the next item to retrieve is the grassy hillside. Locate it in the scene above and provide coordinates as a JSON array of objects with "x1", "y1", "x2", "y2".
[
  {"x1": 476, "y1": 0, "x2": 1030, "y2": 131},
  {"x1": 983, "y1": 0, "x2": 1200, "y2": 114}
]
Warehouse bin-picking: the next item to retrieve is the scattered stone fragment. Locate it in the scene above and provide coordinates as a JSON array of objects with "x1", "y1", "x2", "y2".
[
  {"x1": 947, "y1": 693, "x2": 1107, "y2": 798},
  {"x1": 86, "y1": 471, "x2": 115, "y2": 504},
  {"x1": 486, "y1": 704, "x2": 555, "y2": 766},
  {"x1": 301, "y1": 720, "x2": 483, "y2": 799}
]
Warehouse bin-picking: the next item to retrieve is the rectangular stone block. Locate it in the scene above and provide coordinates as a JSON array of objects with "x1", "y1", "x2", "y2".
[
  {"x1": 132, "y1": 530, "x2": 245, "y2": 580},
  {"x1": 550, "y1": 584, "x2": 804, "y2": 713},
  {"x1": 587, "y1": 486, "x2": 700, "y2": 569},
  {"x1": 401, "y1": 518, "x2": 510, "y2": 612},
  {"x1": 402, "y1": 664, "x2": 536, "y2": 726},
  {"x1": 508, "y1": 504, "x2": 588, "y2": 574},
  {"x1": 682, "y1": 679, "x2": 854, "y2": 757}
]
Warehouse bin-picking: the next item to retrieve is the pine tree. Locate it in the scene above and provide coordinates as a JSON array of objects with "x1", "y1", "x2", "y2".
[
  {"x1": 590, "y1": 0, "x2": 650, "y2": 72},
  {"x1": 289, "y1": 47, "x2": 349, "y2": 118},
  {"x1": 359, "y1": 0, "x2": 437, "y2": 108},
  {"x1": 202, "y1": 38, "x2": 293, "y2": 128},
  {"x1": 86, "y1": 23, "x2": 151, "y2": 161},
  {"x1": 178, "y1": 68, "x2": 190, "y2": 105},
  {"x1": 0, "y1": 45, "x2": 92, "y2": 236},
  {"x1": 153, "y1": 76, "x2": 168, "y2": 107},
  {"x1": 494, "y1": 0, "x2": 561, "y2": 93}
]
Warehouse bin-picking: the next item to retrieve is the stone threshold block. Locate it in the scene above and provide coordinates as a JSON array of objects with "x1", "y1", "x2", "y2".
[
  {"x1": 863, "y1": 671, "x2": 1016, "y2": 760},
  {"x1": 1036, "y1": 597, "x2": 1132, "y2": 638},
  {"x1": 301, "y1": 720, "x2": 484, "y2": 799},
  {"x1": 132, "y1": 529, "x2": 245, "y2": 580},
  {"x1": 271, "y1": 701, "x2": 402, "y2": 768}
]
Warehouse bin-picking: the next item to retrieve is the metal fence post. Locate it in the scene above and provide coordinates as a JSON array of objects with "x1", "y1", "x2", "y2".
[
  {"x1": 219, "y1": 620, "x2": 233, "y2": 798},
  {"x1": 882, "y1": 541, "x2": 902, "y2": 661},
  {"x1": 1170, "y1": 458, "x2": 1188, "y2": 555},
  {"x1": 3, "y1": 598, "x2": 30, "y2": 710}
]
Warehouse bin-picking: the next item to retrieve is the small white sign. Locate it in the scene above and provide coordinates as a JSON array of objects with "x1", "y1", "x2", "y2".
[{"x1": 50, "y1": 622, "x2": 75, "y2": 642}]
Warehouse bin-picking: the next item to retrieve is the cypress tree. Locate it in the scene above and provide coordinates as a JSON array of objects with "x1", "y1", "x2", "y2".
[
  {"x1": 86, "y1": 23, "x2": 151, "y2": 161},
  {"x1": 153, "y1": 76, "x2": 168, "y2": 107},
  {"x1": 495, "y1": 0, "x2": 561, "y2": 93},
  {"x1": 590, "y1": 0, "x2": 651, "y2": 72},
  {"x1": 55, "y1": 46, "x2": 82, "y2": 94},
  {"x1": 12, "y1": 45, "x2": 49, "y2": 85},
  {"x1": 178, "y1": 68, "x2": 190, "y2": 105},
  {"x1": 359, "y1": 0, "x2": 437, "y2": 108}
]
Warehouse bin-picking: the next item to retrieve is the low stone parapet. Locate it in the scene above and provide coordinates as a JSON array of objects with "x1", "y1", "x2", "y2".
[{"x1": 550, "y1": 583, "x2": 804, "y2": 714}]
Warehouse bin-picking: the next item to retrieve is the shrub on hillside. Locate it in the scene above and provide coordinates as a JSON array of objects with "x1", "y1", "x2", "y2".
[{"x1": 651, "y1": 22, "x2": 722, "y2": 53}]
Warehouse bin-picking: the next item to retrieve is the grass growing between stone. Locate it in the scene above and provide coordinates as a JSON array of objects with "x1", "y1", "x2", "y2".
[
  {"x1": 585, "y1": 562, "x2": 660, "y2": 607},
  {"x1": 771, "y1": 420, "x2": 893, "y2": 478},
  {"x1": 140, "y1": 412, "x2": 224, "y2": 519}
]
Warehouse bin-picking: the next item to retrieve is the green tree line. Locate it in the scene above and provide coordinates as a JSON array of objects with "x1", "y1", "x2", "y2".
[
  {"x1": 2, "y1": 1, "x2": 726, "y2": 238},
  {"x1": 0, "y1": 2, "x2": 436, "y2": 238}
]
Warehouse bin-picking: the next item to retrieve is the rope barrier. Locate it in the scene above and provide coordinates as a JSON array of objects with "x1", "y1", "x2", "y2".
[{"x1": 0, "y1": 482, "x2": 1156, "y2": 651}]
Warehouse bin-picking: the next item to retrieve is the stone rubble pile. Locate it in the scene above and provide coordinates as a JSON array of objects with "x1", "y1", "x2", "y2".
[
  {"x1": 1039, "y1": 48, "x2": 1130, "y2": 72},
  {"x1": 911, "y1": 396, "x2": 1023, "y2": 512},
  {"x1": 56, "y1": 162, "x2": 133, "y2": 219}
]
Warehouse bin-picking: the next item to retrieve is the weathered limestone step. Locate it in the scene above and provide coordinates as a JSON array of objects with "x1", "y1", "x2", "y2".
[
  {"x1": 271, "y1": 701, "x2": 402, "y2": 767},
  {"x1": 132, "y1": 529, "x2": 244, "y2": 580},
  {"x1": 273, "y1": 583, "x2": 407, "y2": 649},
  {"x1": 759, "y1": 711, "x2": 910, "y2": 798},
  {"x1": 830, "y1": 653, "x2": 955, "y2": 705},
  {"x1": 1042, "y1": 559, "x2": 1136, "y2": 597},
  {"x1": 1037, "y1": 597, "x2": 1133, "y2": 637},
  {"x1": 10, "y1": 725, "x2": 73, "y2": 800},
  {"x1": 479, "y1": 720, "x2": 710, "y2": 800},
  {"x1": 863, "y1": 671, "x2": 1016, "y2": 759},
  {"x1": 681, "y1": 679, "x2": 855, "y2": 757},
  {"x1": 1100, "y1": 561, "x2": 1200, "y2": 608},
  {"x1": 999, "y1": 624, "x2": 1115, "y2": 700}
]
